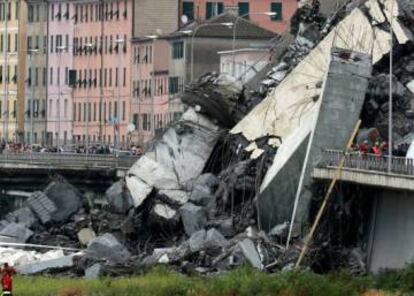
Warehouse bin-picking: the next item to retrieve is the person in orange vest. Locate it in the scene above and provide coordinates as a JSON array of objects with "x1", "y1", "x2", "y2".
[{"x1": 1, "y1": 263, "x2": 16, "y2": 296}]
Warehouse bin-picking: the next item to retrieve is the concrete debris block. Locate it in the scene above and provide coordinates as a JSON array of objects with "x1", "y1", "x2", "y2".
[
  {"x1": 269, "y1": 71, "x2": 287, "y2": 82},
  {"x1": 179, "y1": 203, "x2": 207, "y2": 236},
  {"x1": 149, "y1": 203, "x2": 180, "y2": 226},
  {"x1": 27, "y1": 191, "x2": 57, "y2": 224},
  {"x1": 189, "y1": 230, "x2": 206, "y2": 253},
  {"x1": 125, "y1": 175, "x2": 153, "y2": 208},
  {"x1": 87, "y1": 233, "x2": 131, "y2": 264},
  {"x1": 214, "y1": 74, "x2": 244, "y2": 95},
  {"x1": 153, "y1": 109, "x2": 220, "y2": 187},
  {"x1": 84, "y1": 263, "x2": 104, "y2": 279},
  {"x1": 17, "y1": 254, "x2": 76, "y2": 275},
  {"x1": 77, "y1": 228, "x2": 96, "y2": 246},
  {"x1": 268, "y1": 222, "x2": 289, "y2": 238},
  {"x1": 5, "y1": 207, "x2": 37, "y2": 228},
  {"x1": 105, "y1": 181, "x2": 134, "y2": 214},
  {"x1": 238, "y1": 239, "x2": 264, "y2": 270},
  {"x1": 44, "y1": 180, "x2": 82, "y2": 222},
  {"x1": 205, "y1": 228, "x2": 228, "y2": 249},
  {"x1": 407, "y1": 80, "x2": 414, "y2": 94},
  {"x1": 217, "y1": 218, "x2": 235, "y2": 237},
  {"x1": 0, "y1": 223, "x2": 33, "y2": 243},
  {"x1": 128, "y1": 155, "x2": 180, "y2": 190},
  {"x1": 158, "y1": 190, "x2": 189, "y2": 205},
  {"x1": 190, "y1": 173, "x2": 219, "y2": 206}
]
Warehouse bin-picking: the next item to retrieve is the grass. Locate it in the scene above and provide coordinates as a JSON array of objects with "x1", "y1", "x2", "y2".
[{"x1": 11, "y1": 265, "x2": 414, "y2": 296}]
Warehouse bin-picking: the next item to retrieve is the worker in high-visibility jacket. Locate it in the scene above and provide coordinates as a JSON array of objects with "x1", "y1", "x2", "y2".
[{"x1": 1, "y1": 263, "x2": 16, "y2": 296}]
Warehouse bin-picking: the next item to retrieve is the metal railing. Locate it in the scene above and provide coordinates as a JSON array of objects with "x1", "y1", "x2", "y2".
[
  {"x1": 0, "y1": 152, "x2": 139, "y2": 170},
  {"x1": 320, "y1": 149, "x2": 414, "y2": 176}
]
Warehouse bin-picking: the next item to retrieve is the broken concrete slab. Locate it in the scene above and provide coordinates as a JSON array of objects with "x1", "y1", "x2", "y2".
[
  {"x1": 189, "y1": 229, "x2": 207, "y2": 253},
  {"x1": 17, "y1": 254, "x2": 76, "y2": 275},
  {"x1": 231, "y1": 2, "x2": 403, "y2": 142},
  {"x1": 128, "y1": 155, "x2": 180, "y2": 190},
  {"x1": 77, "y1": 228, "x2": 96, "y2": 246},
  {"x1": 44, "y1": 180, "x2": 82, "y2": 222},
  {"x1": 179, "y1": 203, "x2": 207, "y2": 236},
  {"x1": 84, "y1": 263, "x2": 104, "y2": 279},
  {"x1": 238, "y1": 239, "x2": 264, "y2": 270},
  {"x1": 258, "y1": 48, "x2": 372, "y2": 231},
  {"x1": 87, "y1": 233, "x2": 131, "y2": 264},
  {"x1": 27, "y1": 191, "x2": 57, "y2": 224},
  {"x1": 205, "y1": 228, "x2": 228, "y2": 249},
  {"x1": 105, "y1": 181, "x2": 134, "y2": 214},
  {"x1": 0, "y1": 223, "x2": 33, "y2": 243},
  {"x1": 125, "y1": 175, "x2": 153, "y2": 208},
  {"x1": 148, "y1": 203, "x2": 180, "y2": 227},
  {"x1": 5, "y1": 207, "x2": 37, "y2": 228},
  {"x1": 152, "y1": 108, "x2": 221, "y2": 187},
  {"x1": 158, "y1": 190, "x2": 189, "y2": 205}
]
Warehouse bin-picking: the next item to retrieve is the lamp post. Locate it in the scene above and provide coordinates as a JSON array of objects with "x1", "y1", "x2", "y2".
[
  {"x1": 56, "y1": 45, "x2": 66, "y2": 148},
  {"x1": 189, "y1": 22, "x2": 233, "y2": 82},
  {"x1": 27, "y1": 49, "x2": 39, "y2": 147},
  {"x1": 84, "y1": 43, "x2": 94, "y2": 154},
  {"x1": 232, "y1": 12, "x2": 276, "y2": 76}
]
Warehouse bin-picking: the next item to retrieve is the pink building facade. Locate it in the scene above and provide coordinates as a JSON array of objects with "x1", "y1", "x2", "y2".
[
  {"x1": 72, "y1": 0, "x2": 132, "y2": 147},
  {"x1": 179, "y1": 0, "x2": 298, "y2": 34},
  {"x1": 47, "y1": 0, "x2": 74, "y2": 146},
  {"x1": 130, "y1": 38, "x2": 170, "y2": 146}
]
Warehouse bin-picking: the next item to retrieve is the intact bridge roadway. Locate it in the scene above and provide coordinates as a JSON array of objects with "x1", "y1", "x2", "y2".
[{"x1": 0, "y1": 152, "x2": 139, "y2": 192}]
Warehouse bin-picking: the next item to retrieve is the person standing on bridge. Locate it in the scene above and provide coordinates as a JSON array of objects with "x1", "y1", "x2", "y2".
[{"x1": 1, "y1": 263, "x2": 16, "y2": 296}]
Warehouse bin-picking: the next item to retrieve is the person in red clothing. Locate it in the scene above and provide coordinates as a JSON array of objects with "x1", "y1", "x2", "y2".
[{"x1": 1, "y1": 263, "x2": 16, "y2": 296}]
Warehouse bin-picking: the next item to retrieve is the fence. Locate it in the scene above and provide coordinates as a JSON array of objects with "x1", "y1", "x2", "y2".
[
  {"x1": 321, "y1": 149, "x2": 414, "y2": 176},
  {"x1": 0, "y1": 152, "x2": 139, "y2": 170}
]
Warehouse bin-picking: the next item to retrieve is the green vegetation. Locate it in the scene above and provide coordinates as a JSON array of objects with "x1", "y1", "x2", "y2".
[{"x1": 12, "y1": 265, "x2": 414, "y2": 296}]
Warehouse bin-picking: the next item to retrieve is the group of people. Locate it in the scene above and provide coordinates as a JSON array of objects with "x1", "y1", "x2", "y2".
[
  {"x1": 351, "y1": 140, "x2": 409, "y2": 158},
  {"x1": 0, "y1": 141, "x2": 144, "y2": 156},
  {"x1": 1, "y1": 263, "x2": 15, "y2": 296}
]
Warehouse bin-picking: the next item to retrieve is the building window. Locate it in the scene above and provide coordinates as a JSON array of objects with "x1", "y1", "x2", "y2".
[
  {"x1": 73, "y1": 103, "x2": 76, "y2": 121},
  {"x1": 238, "y1": 2, "x2": 249, "y2": 18},
  {"x1": 28, "y1": 4, "x2": 34, "y2": 22},
  {"x1": 169, "y1": 77, "x2": 179, "y2": 94},
  {"x1": 172, "y1": 41, "x2": 184, "y2": 59},
  {"x1": 123, "y1": 67, "x2": 126, "y2": 86},
  {"x1": 271, "y1": 2, "x2": 282, "y2": 21},
  {"x1": 182, "y1": 1, "x2": 194, "y2": 21},
  {"x1": 49, "y1": 67, "x2": 53, "y2": 85},
  {"x1": 206, "y1": 2, "x2": 223, "y2": 19}
]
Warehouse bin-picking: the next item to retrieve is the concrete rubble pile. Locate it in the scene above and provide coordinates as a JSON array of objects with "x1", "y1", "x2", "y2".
[{"x1": 1, "y1": 0, "x2": 414, "y2": 278}]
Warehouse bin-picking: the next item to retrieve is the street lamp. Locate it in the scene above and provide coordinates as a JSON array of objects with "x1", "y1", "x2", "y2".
[
  {"x1": 232, "y1": 12, "x2": 276, "y2": 76},
  {"x1": 84, "y1": 43, "x2": 94, "y2": 153},
  {"x1": 114, "y1": 38, "x2": 125, "y2": 154},
  {"x1": 56, "y1": 45, "x2": 66, "y2": 148},
  {"x1": 27, "y1": 48, "x2": 39, "y2": 147},
  {"x1": 190, "y1": 22, "x2": 234, "y2": 81}
]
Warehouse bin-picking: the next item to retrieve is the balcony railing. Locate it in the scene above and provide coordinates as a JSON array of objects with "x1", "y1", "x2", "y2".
[{"x1": 320, "y1": 149, "x2": 414, "y2": 176}]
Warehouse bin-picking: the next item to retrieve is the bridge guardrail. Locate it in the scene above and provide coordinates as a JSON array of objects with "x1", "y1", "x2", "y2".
[
  {"x1": 321, "y1": 149, "x2": 414, "y2": 176},
  {"x1": 0, "y1": 152, "x2": 139, "y2": 170}
]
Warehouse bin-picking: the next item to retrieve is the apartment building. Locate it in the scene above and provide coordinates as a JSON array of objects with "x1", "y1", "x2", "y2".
[
  {"x1": 0, "y1": 0, "x2": 28, "y2": 143},
  {"x1": 180, "y1": 0, "x2": 297, "y2": 34},
  {"x1": 72, "y1": 0, "x2": 132, "y2": 147},
  {"x1": 46, "y1": 0, "x2": 74, "y2": 146},
  {"x1": 130, "y1": 38, "x2": 170, "y2": 145},
  {"x1": 25, "y1": 0, "x2": 48, "y2": 144}
]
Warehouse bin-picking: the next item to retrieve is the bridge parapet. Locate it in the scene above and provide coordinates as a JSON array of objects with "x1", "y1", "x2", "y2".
[
  {"x1": 0, "y1": 152, "x2": 139, "y2": 170},
  {"x1": 321, "y1": 149, "x2": 414, "y2": 176}
]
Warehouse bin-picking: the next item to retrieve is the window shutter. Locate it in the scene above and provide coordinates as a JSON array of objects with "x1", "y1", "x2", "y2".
[{"x1": 206, "y1": 2, "x2": 212, "y2": 19}]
